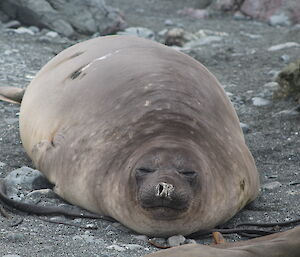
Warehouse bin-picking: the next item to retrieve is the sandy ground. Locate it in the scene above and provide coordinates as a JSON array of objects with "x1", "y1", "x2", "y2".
[{"x1": 0, "y1": 1, "x2": 300, "y2": 256}]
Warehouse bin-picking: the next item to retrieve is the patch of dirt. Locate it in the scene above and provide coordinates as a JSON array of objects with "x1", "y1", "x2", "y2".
[{"x1": 0, "y1": 1, "x2": 299, "y2": 257}]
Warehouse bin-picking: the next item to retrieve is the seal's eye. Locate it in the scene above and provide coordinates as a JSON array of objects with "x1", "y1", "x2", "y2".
[
  {"x1": 178, "y1": 170, "x2": 197, "y2": 177},
  {"x1": 136, "y1": 167, "x2": 156, "y2": 175}
]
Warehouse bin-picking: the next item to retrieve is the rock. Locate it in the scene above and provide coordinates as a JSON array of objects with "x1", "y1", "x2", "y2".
[
  {"x1": 13, "y1": 27, "x2": 35, "y2": 35},
  {"x1": 274, "y1": 58, "x2": 300, "y2": 101},
  {"x1": 3, "y1": 20, "x2": 21, "y2": 28},
  {"x1": 177, "y1": 8, "x2": 209, "y2": 19},
  {"x1": 117, "y1": 27, "x2": 155, "y2": 40},
  {"x1": 280, "y1": 54, "x2": 290, "y2": 63},
  {"x1": 164, "y1": 28, "x2": 187, "y2": 46},
  {"x1": 240, "y1": 0, "x2": 300, "y2": 25},
  {"x1": 167, "y1": 235, "x2": 186, "y2": 247},
  {"x1": 213, "y1": 0, "x2": 300, "y2": 25},
  {"x1": 252, "y1": 97, "x2": 271, "y2": 106},
  {"x1": 262, "y1": 181, "x2": 282, "y2": 191},
  {"x1": 233, "y1": 11, "x2": 249, "y2": 21},
  {"x1": 240, "y1": 122, "x2": 250, "y2": 134},
  {"x1": 3, "y1": 166, "x2": 49, "y2": 200},
  {"x1": 133, "y1": 235, "x2": 149, "y2": 242},
  {"x1": 269, "y1": 12, "x2": 291, "y2": 26},
  {"x1": 263, "y1": 81, "x2": 280, "y2": 97},
  {"x1": 164, "y1": 19, "x2": 174, "y2": 26},
  {"x1": 106, "y1": 244, "x2": 126, "y2": 252},
  {"x1": 28, "y1": 25, "x2": 39, "y2": 33},
  {"x1": 150, "y1": 238, "x2": 167, "y2": 248},
  {"x1": 0, "y1": 161, "x2": 6, "y2": 168},
  {"x1": 185, "y1": 239, "x2": 197, "y2": 244},
  {"x1": 0, "y1": 0, "x2": 127, "y2": 37},
  {"x1": 45, "y1": 31, "x2": 58, "y2": 38},
  {"x1": 2, "y1": 255, "x2": 22, "y2": 257},
  {"x1": 268, "y1": 42, "x2": 300, "y2": 52}
]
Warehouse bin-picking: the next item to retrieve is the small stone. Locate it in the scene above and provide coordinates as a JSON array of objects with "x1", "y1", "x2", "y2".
[
  {"x1": 268, "y1": 175, "x2": 278, "y2": 179},
  {"x1": 268, "y1": 42, "x2": 300, "y2": 52},
  {"x1": 185, "y1": 239, "x2": 197, "y2": 244},
  {"x1": 46, "y1": 31, "x2": 59, "y2": 38},
  {"x1": 3, "y1": 20, "x2": 21, "y2": 29},
  {"x1": 280, "y1": 54, "x2": 290, "y2": 63},
  {"x1": 14, "y1": 27, "x2": 35, "y2": 35},
  {"x1": 106, "y1": 244, "x2": 126, "y2": 252},
  {"x1": 262, "y1": 181, "x2": 282, "y2": 191},
  {"x1": 164, "y1": 19, "x2": 174, "y2": 26},
  {"x1": 133, "y1": 235, "x2": 148, "y2": 242},
  {"x1": 269, "y1": 13, "x2": 291, "y2": 26},
  {"x1": 233, "y1": 11, "x2": 248, "y2": 20},
  {"x1": 150, "y1": 237, "x2": 167, "y2": 247},
  {"x1": 252, "y1": 97, "x2": 271, "y2": 106},
  {"x1": 28, "y1": 26, "x2": 40, "y2": 33},
  {"x1": 124, "y1": 243, "x2": 144, "y2": 250},
  {"x1": 117, "y1": 27, "x2": 155, "y2": 40},
  {"x1": 240, "y1": 122, "x2": 250, "y2": 134},
  {"x1": 167, "y1": 235, "x2": 186, "y2": 247}
]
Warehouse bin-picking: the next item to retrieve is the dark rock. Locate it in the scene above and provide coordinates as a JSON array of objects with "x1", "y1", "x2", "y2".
[
  {"x1": 0, "y1": 0, "x2": 127, "y2": 37},
  {"x1": 274, "y1": 58, "x2": 300, "y2": 102}
]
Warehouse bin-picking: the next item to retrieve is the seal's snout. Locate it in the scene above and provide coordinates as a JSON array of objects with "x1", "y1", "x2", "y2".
[{"x1": 155, "y1": 182, "x2": 174, "y2": 199}]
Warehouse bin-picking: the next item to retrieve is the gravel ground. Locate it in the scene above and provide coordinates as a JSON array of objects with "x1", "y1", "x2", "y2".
[{"x1": 0, "y1": 1, "x2": 300, "y2": 256}]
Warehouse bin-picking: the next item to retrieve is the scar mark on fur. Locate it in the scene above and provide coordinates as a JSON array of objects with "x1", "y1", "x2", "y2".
[
  {"x1": 79, "y1": 50, "x2": 121, "y2": 73},
  {"x1": 69, "y1": 65, "x2": 87, "y2": 80}
]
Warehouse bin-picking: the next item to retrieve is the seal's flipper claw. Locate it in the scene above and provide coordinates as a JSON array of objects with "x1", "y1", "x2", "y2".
[
  {"x1": 0, "y1": 87, "x2": 25, "y2": 104},
  {"x1": 212, "y1": 231, "x2": 226, "y2": 245}
]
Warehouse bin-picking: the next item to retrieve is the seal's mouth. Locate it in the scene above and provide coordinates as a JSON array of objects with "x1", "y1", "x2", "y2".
[{"x1": 143, "y1": 206, "x2": 188, "y2": 220}]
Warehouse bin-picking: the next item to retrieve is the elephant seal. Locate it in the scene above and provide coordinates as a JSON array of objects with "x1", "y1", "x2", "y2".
[
  {"x1": 143, "y1": 226, "x2": 300, "y2": 257},
  {"x1": 1, "y1": 35, "x2": 259, "y2": 236}
]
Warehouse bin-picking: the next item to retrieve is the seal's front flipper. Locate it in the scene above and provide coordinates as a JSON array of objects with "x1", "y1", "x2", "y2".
[{"x1": 0, "y1": 87, "x2": 25, "y2": 104}]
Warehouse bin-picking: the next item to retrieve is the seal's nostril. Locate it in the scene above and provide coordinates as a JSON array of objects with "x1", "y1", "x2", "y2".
[
  {"x1": 155, "y1": 182, "x2": 174, "y2": 198},
  {"x1": 158, "y1": 184, "x2": 164, "y2": 195}
]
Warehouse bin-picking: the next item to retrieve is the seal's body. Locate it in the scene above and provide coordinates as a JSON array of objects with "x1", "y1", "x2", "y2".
[{"x1": 19, "y1": 36, "x2": 259, "y2": 236}]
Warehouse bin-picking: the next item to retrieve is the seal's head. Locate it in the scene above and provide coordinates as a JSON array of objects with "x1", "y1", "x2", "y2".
[{"x1": 134, "y1": 146, "x2": 201, "y2": 221}]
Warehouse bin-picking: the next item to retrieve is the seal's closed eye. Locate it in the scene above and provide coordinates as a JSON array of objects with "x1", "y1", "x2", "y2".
[
  {"x1": 136, "y1": 167, "x2": 156, "y2": 175},
  {"x1": 178, "y1": 170, "x2": 197, "y2": 177}
]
